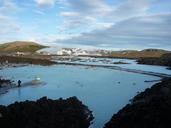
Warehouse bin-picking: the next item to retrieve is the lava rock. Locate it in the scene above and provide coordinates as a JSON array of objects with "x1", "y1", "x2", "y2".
[
  {"x1": 0, "y1": 96, "x2": 94, "y2": 128},
  {"x1": 104, "y1": 78, "x2": 171, "y2": 128}
]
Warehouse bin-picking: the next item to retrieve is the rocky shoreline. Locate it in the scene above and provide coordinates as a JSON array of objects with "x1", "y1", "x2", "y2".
[
  {"x1": 57, "y1": 62, "x2": 171, "y2": 78},
  {"x1": 0, "y1": 78, "x2": 15, "y2": 95},
  {"x1": 0, "y1": 96, "x2": 94, "y2": 128},
  {"x1": 0, "y1": 56, "x2": 57, "y2": 66},
  {"x1": 1, "y1": 69, "x2": 171, "y2": 128},
  {"x1": 137, "y1": 53, "x2": 171, "y2": 69},
  {"x1": 0, "y1": 77, "x2": 47, "y2": 95},
  {"x1": 1, "y1": 77, "x2": 171, "y2": 128},
  {"x1": 104, "y1": 78, "x2": 171, "y2": 128}
]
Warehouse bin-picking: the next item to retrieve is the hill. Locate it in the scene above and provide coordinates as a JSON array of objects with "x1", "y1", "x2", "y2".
[
  {"x1": 0, "y1": 41, "x2": 47, "y2": 53},
  {"x1": 137, "y1": 53, "x2": 171, "y2": 68},
  {"x1": 103, "y1": 49, "x2": 170, "y2": 59}
]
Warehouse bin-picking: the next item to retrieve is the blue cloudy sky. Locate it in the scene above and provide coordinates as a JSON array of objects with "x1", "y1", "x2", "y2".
[{"x1": 0, "y1": 0, "x2": 171, "y2": 50}]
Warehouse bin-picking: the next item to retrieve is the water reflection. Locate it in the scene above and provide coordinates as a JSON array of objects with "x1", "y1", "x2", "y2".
[{"x1": 17, "y1": 87, "x2": 21, "y2": 98}]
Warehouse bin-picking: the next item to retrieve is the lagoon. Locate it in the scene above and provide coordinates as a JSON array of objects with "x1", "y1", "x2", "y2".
[{"x1": 0, "y1": 58, "x2": 171, "y2": 128}]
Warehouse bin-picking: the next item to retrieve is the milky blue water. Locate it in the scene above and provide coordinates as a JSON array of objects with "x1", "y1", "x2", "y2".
[
  {"x1": 60, "y1": 58, "x2": 171, "y2": 75},
  {"x1": 0, "y1": 59, "x2": 170, "y2": 128}
]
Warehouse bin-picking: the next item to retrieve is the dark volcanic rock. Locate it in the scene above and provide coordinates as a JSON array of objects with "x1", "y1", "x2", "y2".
[
  {"x1": 137, "y1": 53, "x2": 171, "y2": 68},
  {"x1": 0, "y1": 56, "x2": 57, "y2": 66},
  {"x1": 0, "y1": 78, "x2": 11, "y2": 87},
  {"x1": 0, "y1": 96, "x2": 93, "y2": 128},
  {"x1": 104, "y1": 78, "x2": 171, "y2": 128}
]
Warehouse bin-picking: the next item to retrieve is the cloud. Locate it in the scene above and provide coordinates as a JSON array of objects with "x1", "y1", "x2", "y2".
[
  {"x1": 57, "y1": 0, "x2": 114, "y2": 35},
  {"x1": 65, "y1": 0, "x2": 112, "y2": 16},
  {"x1": 0, "y1": 0, "x2": 19, "y2": 13},
  {"x1": 0, "y1": 13, "x2": 20, "y2": 35},
  {"x1": 53, "y1": 0, "x2": 171, "y2": 50},
  {"x1": 60, "y1": 12, "x2": 80, "y2": 17},
  {"x1": 58, "y1": 0, "x2": 151, "y2": 34},
  {"x1": 0, "y1": 21, "x2": 20, "y2": 35},
  {"x1": 35, "y1": 0, "x2": 56, "y2": 7},
  {"x1": 0, "y1": 0, "x2": 21, "y2": 42},
  {"x1": 58, "y1": 13, "x2": 97, "y2": 32},
  {"x1": 0, "y1": 0, "x2": 170, "y2": 50},
  {"x1": 34, "y1": 10, "x2": 46, "y2": 15},
  {"x1": 62, "y1": 0, "x2": 150, "y2": 20},
  {"x1": 109, "y1": 0, "x2": 150, "y2": 21},
  {"x1": 56, "y1": 13, "x2": 171, "y2": 50},
  {"x1": 0, "y1": 14, "x2": 8, "y2": 20}
]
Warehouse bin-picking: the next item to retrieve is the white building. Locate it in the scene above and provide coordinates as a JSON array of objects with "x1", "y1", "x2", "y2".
[
  {"x1": 56, "y1": 48, "x2": 102, "y2": 56},
  {"x1": 57, "y1": 49, "x2": 72, "y2": 55}
]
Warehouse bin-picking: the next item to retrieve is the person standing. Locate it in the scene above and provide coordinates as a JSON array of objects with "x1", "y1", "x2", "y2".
[{"x1": 18, "y1": 80, "x2": 21, "y2": 87}]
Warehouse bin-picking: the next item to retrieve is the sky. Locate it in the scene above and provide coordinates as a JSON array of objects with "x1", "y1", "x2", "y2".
[{"x1": 0, "y1": 0, "x2": 171, "y2": 50}]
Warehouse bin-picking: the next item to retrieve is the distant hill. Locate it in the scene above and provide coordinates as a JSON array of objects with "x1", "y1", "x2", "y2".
[
  {"x1": 104, "y1": 49, "x2": 170, "y2": 59},
  {"x1": 0, "y1": 41, "x2": 47, "y2": 53},
  {"x1": 141, "y1": 48, "x2": 168, "y2": 52},
  {"x1": 137, "y1": 53, "x2": 171, "y2": 68}
]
